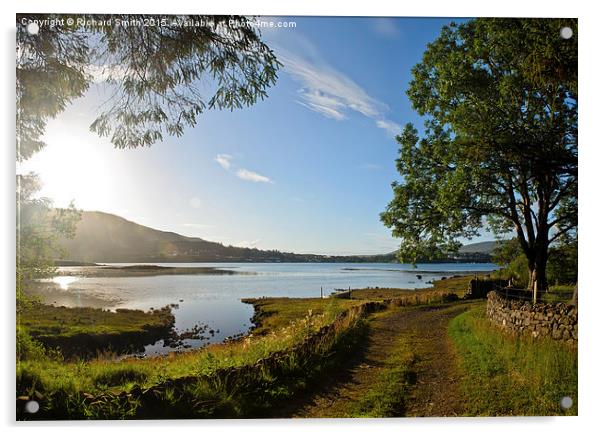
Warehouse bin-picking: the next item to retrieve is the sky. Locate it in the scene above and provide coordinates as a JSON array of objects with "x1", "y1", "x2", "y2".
[{"x1": 19, "y1": 16, "x2": 495, "y2": 255}]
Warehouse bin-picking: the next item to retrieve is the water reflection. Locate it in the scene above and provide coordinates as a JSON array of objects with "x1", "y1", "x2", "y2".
[{"x1": 51, "y1": 276, "x2": 79, "y2": 290}]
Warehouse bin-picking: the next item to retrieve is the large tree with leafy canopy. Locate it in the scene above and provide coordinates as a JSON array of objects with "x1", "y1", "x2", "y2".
[{"x1": 380, "y1": 18, "x2": 577, "y2": 296}]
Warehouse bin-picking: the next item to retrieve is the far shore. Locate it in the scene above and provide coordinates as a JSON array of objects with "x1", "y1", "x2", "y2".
[{"x1": 57, "y1": 264, "x2": 249, "y2": 278}]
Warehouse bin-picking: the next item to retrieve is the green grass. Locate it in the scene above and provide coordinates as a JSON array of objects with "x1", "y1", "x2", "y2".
[
  {"x1": 18, "y1": 299, "x2": 372, "y2": 419},
  {"x1": 21, "y1": 275, "x2": 553, "y2": 419},
  {"x1": 336, "y1": 274, "x2": 476, "y2": 301},
  {"x1": 242, "y1": 297, "x2": 361, "y2": 335},
  {"x1": 449, "y1": 305, "x2": 577, "y2": 416},
  {"x1": 17, "y1": 277, "x2": 472, "y2": 402},
  {"x1": 350, "y1": 335, "x2": 416, "y2": 417},
  {"x1": 18, "y1": 299, "x2": 364, "y2": 398},
  {"x1": 542, "y1": 285, "x2": 576, "y2": 303},
  {"x1": 18, "y1": 302, "x2": 174, "y2": 338}
]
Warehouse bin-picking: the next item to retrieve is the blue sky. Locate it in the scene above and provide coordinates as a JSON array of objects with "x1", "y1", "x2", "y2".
[{"x1": 20, "y1": 16, "x2": 494, "y2": 255}]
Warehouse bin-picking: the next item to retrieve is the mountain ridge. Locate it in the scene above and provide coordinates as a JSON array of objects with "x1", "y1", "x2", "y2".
[{"x1": 58, "y1": 211, "x2": 496, "y2": 263}]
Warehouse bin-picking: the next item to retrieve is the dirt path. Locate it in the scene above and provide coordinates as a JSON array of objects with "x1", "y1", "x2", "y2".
[{"x1": 274, "y1": 302, "x2": 474, "y2": 418}]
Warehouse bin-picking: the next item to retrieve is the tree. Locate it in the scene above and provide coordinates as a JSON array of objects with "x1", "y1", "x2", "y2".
[
  {"x1": 381, "y1": 19, "x2": 577, "y2": 297},
  {"x1": 16, "y1": 14, "x2": 281, "y2": 160},
  {"x1": 16, "y1": 174, "x2": 80, "y2": 301}
]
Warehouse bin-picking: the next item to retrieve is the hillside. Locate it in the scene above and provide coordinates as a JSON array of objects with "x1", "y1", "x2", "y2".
[
  {"x1": 458, "y1": 241, "x2": 498, "y2": 254},
  {"x1": 58, "y1": 211, "x2": 496, "y2": 263},
  {"x1": 59, "y1": 212, "x2": 327, "y2": 263}
]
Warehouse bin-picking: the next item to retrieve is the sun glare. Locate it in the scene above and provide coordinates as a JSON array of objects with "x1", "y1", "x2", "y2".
[
  {"x1": 51, "y1": 276, "x2": 79, "y2": 290},
  {"x1": 18, "y1": 118, "x2": 118, "y2": 210}
]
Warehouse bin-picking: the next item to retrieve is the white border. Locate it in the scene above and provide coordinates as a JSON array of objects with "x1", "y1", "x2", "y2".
[{"x1": 2, "y1": 1, "x2": 599, "y2": 434}]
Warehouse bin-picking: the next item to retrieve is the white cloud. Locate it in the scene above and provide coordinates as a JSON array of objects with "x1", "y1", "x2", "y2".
[
  {"x1": 236, "y1": 239, "x2": 262, "y2": 248},
  {"x1": 375, "y1": 119, "x2": 401, "y2": 136},
  {"x1": 215, "y1": 154, "x2": 273, "y2": 184},
  {"x1": 277, "y1": 47, "x2": 400, "y2": 136},
  {"x1": 215, "y1": 153, "x2": 233, "y2": 170},
  {"x1": 280, "y1": 49, "x2": 381, "y2": 118},
  {"x1": 188, "y1": 197, "x2": 202, "y2": 209},
  {"x1": 86, "y1": 64, "x2": 128, "y2": 83},
  {"x1": 236, "y1": 168, "x2": 272, "y2": 183},
  {"x1": 372, "y1": 18, "x2": 400, "y2": 39}
]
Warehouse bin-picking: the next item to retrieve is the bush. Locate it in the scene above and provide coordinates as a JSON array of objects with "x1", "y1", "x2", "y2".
[
  {"x1": 547, "y1": 242, "x2": 577, "y2": 285},
  {"x1": 17, "y1": 326, "x2": 48, "y2": 362},
  {"x1": 492, "y1": 238, "x2": 577, "y2": 287},
  {"x1": 492, "y1": 253, "x2": 530, "y2": 287}
]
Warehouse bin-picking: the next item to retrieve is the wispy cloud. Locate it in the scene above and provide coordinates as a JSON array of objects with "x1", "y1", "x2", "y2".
[
  {"x1": 277, "y1": 47, "x2": 401, "y2": 136},
  {"x1": 188, "y1": 197, "x2": 202, "y2": 209},
  {"x1": 372, "y1": 18, "x2": 401, "y2": 39},
  {"x1": 236, "y1": 168, "x2": 272, "y2": 183},
  {"x1": 375, "y1": 119, "x2": 401, "y2": 136},
  {"x1": 236, "y1": 239, "x2": 262, "y2": 249},
  {"x1": 215, "y1": 155, "x2": 273, "y2": 184},
  {"x1": 215, "y1": 154, "x2": 233, "y2": 170}
]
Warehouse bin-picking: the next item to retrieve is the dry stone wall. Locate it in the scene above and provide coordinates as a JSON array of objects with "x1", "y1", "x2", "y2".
[{"x1": 486, "y1": 290, "x2": 577, "y2": 345}]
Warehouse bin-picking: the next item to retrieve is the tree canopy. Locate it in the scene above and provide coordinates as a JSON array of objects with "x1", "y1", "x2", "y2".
[
  {"x1": 381, "y1": 18, "x2": 577, "y2": 294},
  {"x1": 16, "y1": 14, "x2": 281, "y2": 161}
]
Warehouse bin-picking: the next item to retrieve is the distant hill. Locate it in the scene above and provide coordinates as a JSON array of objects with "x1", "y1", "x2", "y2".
[
  {"x1": 59, "y1": 211, "x2": 324, "y2": 263},
  {"x1": 458, "y1": 241, "x2": 499, "y2": 254},
  {"x1": 58, "y1": 211, "x2": 497, "y2": 263}
]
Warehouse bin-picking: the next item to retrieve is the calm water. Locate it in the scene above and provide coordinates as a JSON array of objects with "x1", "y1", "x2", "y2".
[{"x1": 31, "y1": 262, "x2": 497, "y2": 355}]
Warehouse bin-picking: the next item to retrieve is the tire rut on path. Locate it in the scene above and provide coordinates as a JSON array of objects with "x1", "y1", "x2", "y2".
[{"x1": 274, "y1": 302, "x2": 473, "y2": 418}]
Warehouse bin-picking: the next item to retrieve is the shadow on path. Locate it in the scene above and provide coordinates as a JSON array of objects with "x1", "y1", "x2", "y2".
[{"x1": 271, "y1": 302, "x2": 476, "y2": 418}]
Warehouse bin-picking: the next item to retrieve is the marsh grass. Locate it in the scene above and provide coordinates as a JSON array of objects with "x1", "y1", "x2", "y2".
[
  {"x1": 18, "y1": 309, "x2": 330, "y2": 393},
  {"x1": 335, "y1": 275, "x2": 474, "y2": 302},
  {"x1": 18, "y1": 303, "x2": 174, "y2": 338},
  {"x1": 242, "y1": 297, "x2": 361, "y2": 334},
  {"x1": 449, "y1": 305, "x2": 577, "y2": 416}
]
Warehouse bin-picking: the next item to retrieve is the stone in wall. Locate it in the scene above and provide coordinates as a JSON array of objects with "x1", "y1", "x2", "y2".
[{"x1": 486, "y1": 291, "x2": 577, "y2": 345}]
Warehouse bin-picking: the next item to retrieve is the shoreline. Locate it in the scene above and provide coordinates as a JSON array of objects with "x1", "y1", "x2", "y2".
[{"x1": 57, "y1": 264, "x2": 249, "y2": 278}]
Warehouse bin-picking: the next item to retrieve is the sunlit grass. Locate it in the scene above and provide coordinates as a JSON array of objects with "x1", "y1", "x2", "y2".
[
  {"x1": 351, "y1": 335, "x2": 416, "y2": 417},
  {"x1": 17, "y1": 298, "x2": 356, "y2": 396},
  {"x1": 18, "y1": 302, "x2": 174, "y2": 338},
  {"x1": 18, "y1": 297, "x2": 372, "y2": 419},
  {"x1": 336, "y1": 274, "x2": 475, "y2": 301},
  {"x1": 243, "y1": 297, "x2": 361, "y2": 335},
  {"x1": 449, "y1": 305, "x2": 577, "y2": 416}
]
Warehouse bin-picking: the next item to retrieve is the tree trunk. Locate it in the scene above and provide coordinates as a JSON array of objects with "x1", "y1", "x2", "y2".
[
  {"x1": 571, "y1": 282, "x2": 578, "y2": 305},
  {"x1": 527, "y1": 246, "x2": 548, "y2": 302}
]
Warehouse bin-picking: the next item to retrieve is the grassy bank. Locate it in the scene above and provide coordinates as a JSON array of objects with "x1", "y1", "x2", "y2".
[
  {"x1": 17, "y1": 297, "x2": 382, "y2": 419},
  {"x1": 449, "y1": 305, "x2": 577, "y2": 416},
  {"x1": 23, "y1": 275, "x2": 561, "y2": 419},
  {"x1": 334, "y1": 274, "x2": 475, "y2": 302},
  {"x1": 242, "y1": 297, "x2": 362, "y2": 335},
  {"x1": 18, "y1": 302, "x2": 175, "y2": 358}
]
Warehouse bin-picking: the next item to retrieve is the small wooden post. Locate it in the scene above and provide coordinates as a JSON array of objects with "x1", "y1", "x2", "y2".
[{"x1": 320, "y1": 286, "x2": 323, "y2": 299}]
